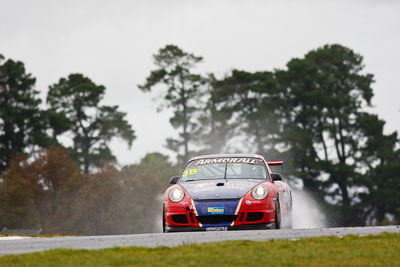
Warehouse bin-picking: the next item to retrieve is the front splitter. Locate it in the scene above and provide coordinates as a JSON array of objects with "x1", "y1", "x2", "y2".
[{"x1": 165, "y1": 223, "x2": 276, "y2": 232}]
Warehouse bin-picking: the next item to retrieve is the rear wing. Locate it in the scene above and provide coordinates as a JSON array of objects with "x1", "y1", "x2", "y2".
[{"x1": 267, "y1": 161, "x2": 284, "y2": 170}]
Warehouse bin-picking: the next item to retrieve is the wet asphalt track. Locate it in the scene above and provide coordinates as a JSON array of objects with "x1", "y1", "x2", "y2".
[{"x1": 0, "y1": 225, "x2": 399, "y2": 255}]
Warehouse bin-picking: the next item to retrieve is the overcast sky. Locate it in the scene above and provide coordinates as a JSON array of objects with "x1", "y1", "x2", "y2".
[{"x1": 1, "y1": 0, "x2": 399, "y2": 165}]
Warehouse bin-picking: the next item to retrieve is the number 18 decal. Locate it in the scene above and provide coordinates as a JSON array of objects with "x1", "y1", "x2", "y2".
[{"x1": 182, "y1": 168, "x2": 198, "y2": 176}]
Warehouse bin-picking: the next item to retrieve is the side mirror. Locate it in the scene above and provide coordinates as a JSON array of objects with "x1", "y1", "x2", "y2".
[
  {"x1": 271, "y1": 173, "x2": 282, "y2": 181},
  {"x1": 169, "y1": 176, "x2": 180, "y2": 184}
]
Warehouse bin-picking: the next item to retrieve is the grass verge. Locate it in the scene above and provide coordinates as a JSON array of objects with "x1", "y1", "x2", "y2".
[{"x1": 1, "y1": 233, "x2": 399, "y2": 266}]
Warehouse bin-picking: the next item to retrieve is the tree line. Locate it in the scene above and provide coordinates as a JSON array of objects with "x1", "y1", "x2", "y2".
[
  {"x1": 0, "y1": 147, "x2": 176, "y2": 234},
  {"x1": 0, "y1": 44, "x2": 399, "y2": 234},
  {"x1": 0, "y1": 54, "x2": 134, "y2": 174}
]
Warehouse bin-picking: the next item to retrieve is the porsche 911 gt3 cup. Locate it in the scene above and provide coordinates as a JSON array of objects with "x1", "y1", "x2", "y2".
[{"x1": 162, "y1": 154, "x2": 292, "y2": 232}]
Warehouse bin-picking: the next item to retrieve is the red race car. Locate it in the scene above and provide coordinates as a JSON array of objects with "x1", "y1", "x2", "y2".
[{"x1": 162, "y1": 154, "x2": 292, "y2": 232}]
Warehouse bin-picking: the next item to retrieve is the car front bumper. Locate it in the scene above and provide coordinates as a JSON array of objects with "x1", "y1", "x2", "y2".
[{"x1": 164, "y1": 196, "x2": 277, "y2": 232}]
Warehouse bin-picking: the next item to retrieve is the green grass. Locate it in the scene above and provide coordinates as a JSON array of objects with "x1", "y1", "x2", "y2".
[{"x1": 1, "y1": 233, "x2": 399, "y2": 266}]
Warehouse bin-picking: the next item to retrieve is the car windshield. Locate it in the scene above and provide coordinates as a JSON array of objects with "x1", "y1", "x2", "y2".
[{"x1": 180, "y1": 157, "x2": 268, "y2": 182}]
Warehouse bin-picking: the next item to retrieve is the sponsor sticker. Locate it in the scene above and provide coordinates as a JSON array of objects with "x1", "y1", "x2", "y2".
[
  {"x1": 225, "y1": 181, "x2": 256, "y2": 191},
  {"x1": 207, "y1": 207, "x2": 224, "y2": 215},
  {"x1": 206, "y1": 227, "x2": 228, "y2": 231}
]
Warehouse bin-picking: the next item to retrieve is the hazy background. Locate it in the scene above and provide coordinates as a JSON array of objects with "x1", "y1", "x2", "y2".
[{"x1": 1, "y1": 0, "x2": 399, "y2": 165}]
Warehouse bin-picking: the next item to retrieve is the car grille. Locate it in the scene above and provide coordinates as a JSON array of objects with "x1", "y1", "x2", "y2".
[
  {"x1": 172, "y1": 215, "x2": 188, "y2": 224},
  {"x1": 196, "y1": 215, "x2": 237, "y2": 224},
  {"x1": 246, "y1": 212, "x2": 264, "y2": 222}
]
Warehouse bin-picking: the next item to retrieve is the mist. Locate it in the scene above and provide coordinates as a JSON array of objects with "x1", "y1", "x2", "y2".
[{"x1": 292, "y1": 190, "x2": 327, "y2": 229}]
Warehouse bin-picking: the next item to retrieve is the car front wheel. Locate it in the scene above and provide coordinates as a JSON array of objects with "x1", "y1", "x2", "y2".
[
  {"x1": 274, "y1": 200, "x2": 281, "y2": 229},
  {"x1": 162, "y1": 205, "x2": 166, "y2": 233}
]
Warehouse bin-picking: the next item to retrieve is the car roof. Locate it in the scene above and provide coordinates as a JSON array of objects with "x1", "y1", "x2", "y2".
[{"x1": 189, "y1": 153, "x2": 265, "y2": 161}]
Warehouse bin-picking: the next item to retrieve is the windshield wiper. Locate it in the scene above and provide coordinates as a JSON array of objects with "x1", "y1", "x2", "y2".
[{"x1": 224, "y1": 162, "x2": 228, "y2": 182}]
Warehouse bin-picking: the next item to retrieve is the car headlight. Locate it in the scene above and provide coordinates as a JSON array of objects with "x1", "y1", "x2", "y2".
[
  {"x1": 252, "y1": 185, "x2": 268, "y2": 200},
  {"x1": 169, "y1": 188, "x2": 184, "y2": 202}
]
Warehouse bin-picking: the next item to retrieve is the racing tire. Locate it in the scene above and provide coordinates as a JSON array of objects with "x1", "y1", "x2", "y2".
[
  {"x1": 275, "y1": 200, "x2": 281, "y2": 229},
  {"x1": 162, "y1": 205, "x2": 166, "y2": 233}
]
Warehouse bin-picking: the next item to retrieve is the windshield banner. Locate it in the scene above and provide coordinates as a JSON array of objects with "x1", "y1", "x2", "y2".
[{"x1": 193, "y1": 158, "x2": 259, "y2": 166}]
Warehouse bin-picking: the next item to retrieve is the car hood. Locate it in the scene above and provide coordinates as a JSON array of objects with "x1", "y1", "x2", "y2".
[{"x1": 180, "y1": 179, "x2": 262, "y2": 200}]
